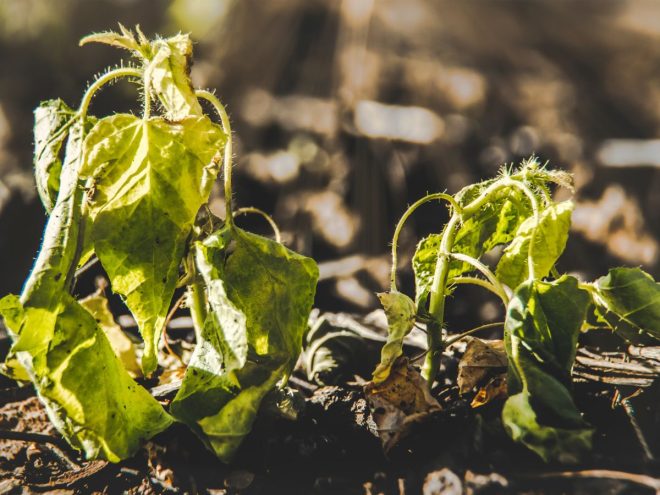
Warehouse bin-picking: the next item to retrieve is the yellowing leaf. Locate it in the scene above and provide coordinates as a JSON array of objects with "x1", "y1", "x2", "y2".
[
  {"x1": 496, "y1": 201, "x2": 573, "y2": 291},
  {"x1": 33, "y1": 99, "x2": 76, "y2": 212},
  {"x1": 81, "y1": 114, "x2": 225, "y2": 375},
  {"x1": 372, "y1": 291, "x2": 417, "y2": 383},
  {"x1": 457, "y1": 338, "x2": 507, "y2": 394},
  {"x1": 171, "y1": 226, "x2": 318, "y2": 462},
  {"x1": 79, "y1": 292, "x2": 141, "y2": 377},
  {"x1": 413, "y1": 192, "x2": 530, "y2": 308},
  {"x1": 365, "y1": 358, "x2": 441, "y2": 452},
  {"x1": 79, "y1": 24, "x2": 148, "y2": 56},
  {"x1": 0, "y1": 294, "x2": 172, "y2": 462},
  {"x1": 145, "y1": 34, "x2": 203, "y2": 121}
]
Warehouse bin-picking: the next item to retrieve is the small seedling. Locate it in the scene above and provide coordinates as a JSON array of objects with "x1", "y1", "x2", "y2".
[{"x1": 372, "y1": 158, "x2": 660, "y2": 462}]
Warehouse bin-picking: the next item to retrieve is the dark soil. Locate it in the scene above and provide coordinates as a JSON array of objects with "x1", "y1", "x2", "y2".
[{"x1": 0, "y1": 314, "x2": 658, "y2": 495}]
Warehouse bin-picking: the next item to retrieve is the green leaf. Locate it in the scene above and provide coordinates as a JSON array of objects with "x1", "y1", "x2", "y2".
[
  {"x1": 412, "y1": 234, "x2": 441, "y2": 308},
  {"x1": 80, "y1": 114, "x2": 225, "y2": 375},
  {"x1": 502, "y1": 276, "x2": 593, "y2": 463},
  {"x1": 0, "y1": 294, "x2": 172, "y2": 462},
  {"x1": 33, "y1": 99, "x2": 77, "y2": 212},
  {"x1": 502, "y1": 392, "x2": 594, "y2": 464},
  {"x1": 496, "y1": 201, "x2": 573, "y2": 290},
  {"x1": 591, "y1": 267, "x2": 660, "y2": 344},
  {"x1": 412, "y1": 194, "x2": 530, "y2": 308},
  {"x1": 372, "y1": 291, "x2": 417, "y2": 384},
  {"x1": 145, "y1": 33, "x2": 203, "y2": 121},
  {"x1": 171, "y1": 226, "x2": 318, "y2": 462}
]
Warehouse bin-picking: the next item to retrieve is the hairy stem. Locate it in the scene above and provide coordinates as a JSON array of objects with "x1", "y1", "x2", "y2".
[
  {"x1": 389, "y1": 192, "x2": 460, "y2": 291},
  {"x1": 187, "y1": 279, "x2": 207, "y2": 344},
  {"x1": 421, "y1": 174, "x2": 542, "y2": 385},
  {"x1": 234, "y1": 206, "x2": 282, "y2": 243},
  {"x1": 422, "y1": 213, "x2": 461, "y2": 384},
  {"x1": 195, "y1": 90, "x2": 234, "y2": 227},
  {"x1": 449, "y1": 276, "x2": 509, "y2": 304},
  {"x1": 444, "y1": 321, "x2": 505, "y2": 347},
  {"x1": 79, "y1": 67, "x2": 142, "y2": 120},
  {"x1": 22, "y1": 68, "x2": 142, "y2": 306},
  {"x1": 448, "y1": 253, "x2": 510, "y2": 304}
]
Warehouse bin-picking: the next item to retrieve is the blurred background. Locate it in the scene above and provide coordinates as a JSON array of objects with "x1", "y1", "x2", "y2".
[{"x1": 1, "y1": 0, "x2": 659, "y2": 331}]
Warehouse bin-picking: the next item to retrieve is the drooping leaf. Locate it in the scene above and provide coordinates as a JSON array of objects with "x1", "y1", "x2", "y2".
[
  {"x1": 590, "y1": 267, "x2": 660, "y2": 344},
  {"x1": 80, "y1": 114, "x2": 225, "y2": 375},
  {"x1": 2, "y1": 118, "x2": 173, "y2": 461},
  {"x1": 192, "y1": 228, "x2": 248, "y2": 371},
  {"x1": 372, "y1": 291, "x2": 417, "y2": 383},
  {"x1": 457, "y1": 338, "x2": 507, "y2": 394},
  {"x1": 33, "y1": 99, "x2": 77, "y2": 212},
  {"x1": 496, "y1": 201, "x2": 573, "y2": 291},
  {"x1": 145, "y1": 33, "x2": 203, "y2": 121},
  {"x1": 171, "y1": 226, "x2": 318, "y2": 462},
  {"x1": 81, "y1": 28, "x2": 202, "y2": 121},
  {"x1": 502, "y1": 391, "x2": 594, "y2": 464},
  {"x1": 365, "y1": 357, "x2": 441, "y2": 452},
  {"x1": 412, "y1": 234, "x2": 441, "y2": 308},
  {"x1": 79, "y1": 292, "x2": 141, "y2": 377},
  {"x1": 502, "y1": 276, "x2": 593, "y2": 463},
  {"x1": 0, "y1": 295, "x2": 172, "y2": 462}
]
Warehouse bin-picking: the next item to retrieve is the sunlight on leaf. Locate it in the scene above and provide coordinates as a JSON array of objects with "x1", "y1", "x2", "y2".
[
  {"x1": 372, "y1": 291, "x2": 417, "y2": 384},
  {"x1": 81, "y1": 114, "x2": 225, "y2": 375},
  {"x1": 171, "y1": 226, "x2": 318, "y2": 462}
]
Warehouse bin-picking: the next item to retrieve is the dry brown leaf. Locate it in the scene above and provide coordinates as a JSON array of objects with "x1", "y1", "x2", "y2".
[
  {"x1": 364, "y1": 357, "x2": 441, "y2": 452},
  {"x1": 471, "y1": 374, "x2": 508, "y2": 408},
  {"x1": 457, "y1": 338, "x2": 507, "y2": 394}
]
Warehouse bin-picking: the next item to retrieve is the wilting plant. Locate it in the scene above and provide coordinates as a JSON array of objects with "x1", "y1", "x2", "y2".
[
  {"x1": 370, "y1": 158, "x2": 660, "y2": 462},
  {"x1": 0, "y1": 26, "x2": 317, "y2": 463}
]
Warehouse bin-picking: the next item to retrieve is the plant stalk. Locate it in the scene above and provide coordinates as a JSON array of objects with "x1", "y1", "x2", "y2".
[
  {"x1": 422, "y1": 213, "x2": 460, "y2": 385},
  {"x1": 195, "y1": 90, "x2": 234, "y2": 227},
  {"x1": 389, "y1": 192, "x2": 460, "y2": 291}
]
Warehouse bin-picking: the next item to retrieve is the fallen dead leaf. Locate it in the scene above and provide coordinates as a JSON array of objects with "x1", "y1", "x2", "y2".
[
  {"x1": 457, "y1": 338, "x2": 507, "y2": 394},
  {"x1": 470, "y1": 374, "x2": 508, "y2": 408},
  {"x1": 364, "y1": 357, "x2": 441, "y2": 452}
]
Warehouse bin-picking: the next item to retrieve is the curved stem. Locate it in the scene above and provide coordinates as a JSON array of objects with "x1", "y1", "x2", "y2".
[
  {"x1": 78, "y1": 67, "x2": 142, "y2": 119},
  {"x1": 389, "y1": 192, "x2": 461, "y2": 291},
  {"x1": 444, "y1": 321, "x2": 505, "y2": 347},
  {"x1": 448, "y1": 253, "x2": 510, "y2": 304},
  {"x1": 195, "y1": 90, "x2": 234, "y2": 227},
  {"x1": 449, "y1": 276, "x2": 509, "y2": 304},
  {"x1": 234, "y1": 206, "x2": 282, "y2": 243}
]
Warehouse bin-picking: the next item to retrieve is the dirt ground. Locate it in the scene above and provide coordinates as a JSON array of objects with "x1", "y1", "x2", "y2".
[{"x1": 0, "y1": 312, "x2": 658, "y2": 495}]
